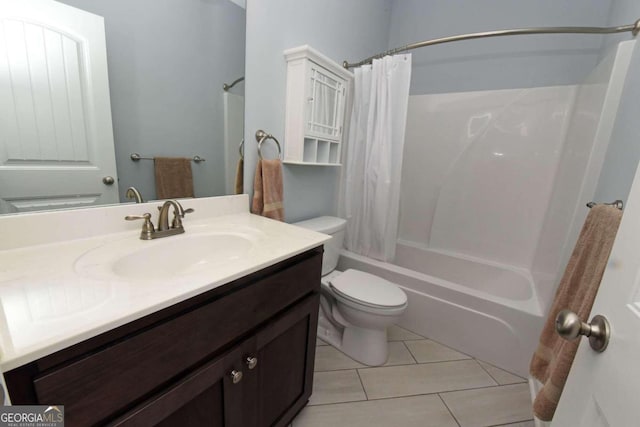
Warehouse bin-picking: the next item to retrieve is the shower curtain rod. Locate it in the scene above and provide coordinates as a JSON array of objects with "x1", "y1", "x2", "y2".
[
  {"x1": 223, "y1": 76, "x2": 245, "y2": 91},
  {"x1": 342, "y1": 19, "x2": 640, "y2": 69}
]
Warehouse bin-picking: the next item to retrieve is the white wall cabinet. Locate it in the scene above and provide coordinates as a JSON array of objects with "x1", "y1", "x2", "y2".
[{"x1": 283, "y1": 45, "x2": 352, "y2": 166}]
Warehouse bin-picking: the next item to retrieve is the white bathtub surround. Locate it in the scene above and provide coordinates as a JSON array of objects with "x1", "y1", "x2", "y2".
[
  {"x1": 342, "y1": 54, "x2": 412, "y2": 261},
  {"x1": 531, "y1": 40, "x2": 635, "y2": 314},
  {"x1": 0, "y1": 195, "x2": 329, "y2": 371},
  {"x1": 399, "y1": 85, "x2": 576, "y2": 268}
]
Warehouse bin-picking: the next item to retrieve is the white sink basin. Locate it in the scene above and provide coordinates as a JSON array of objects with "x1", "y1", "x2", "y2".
[{"x1": 75, "y1": 232, "x2": 255, "y2": 280}]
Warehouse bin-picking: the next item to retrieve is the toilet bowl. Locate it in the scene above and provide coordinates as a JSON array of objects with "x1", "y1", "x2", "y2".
[{"x1": 294, "y1": 216, "x2": 408, "y2": 366}]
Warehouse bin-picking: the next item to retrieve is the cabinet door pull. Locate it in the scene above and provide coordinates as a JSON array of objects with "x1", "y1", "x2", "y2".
[
  {"x1": 229, "y1": 370, "x2": 243, "y2": 384},
  {"x1": 245, "y1": 356, "x2": 258, "y2": 370}
]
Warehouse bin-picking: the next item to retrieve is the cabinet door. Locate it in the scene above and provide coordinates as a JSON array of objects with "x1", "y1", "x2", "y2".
[
  {"x1": 255, "y1": 294, "x2": 320, "y2": 427},
  {"x1": 305, "y1": 63, "x2": 345, "y2": 142},
  {"x1": 110, "y1": 336, "x2": 257, "y2": 427}
]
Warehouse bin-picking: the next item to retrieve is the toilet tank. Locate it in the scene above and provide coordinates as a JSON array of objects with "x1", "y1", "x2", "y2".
[{"x1": 293, "y1": 216, "x2": 346, "y2": 275}]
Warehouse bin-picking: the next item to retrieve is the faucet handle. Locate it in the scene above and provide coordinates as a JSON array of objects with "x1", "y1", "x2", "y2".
[
  {"x1": 174, "y1": 201, "x2": 194, "y2": 218},
  {"x1": 125, "y1": 213, "x2": 155, "y2": 239},
  {"x1": 125, "y1": 212, "x2": 151, "y2": 221},
  {"x1": 171, "y1": 204, "x2": 193, "y2": 228}
]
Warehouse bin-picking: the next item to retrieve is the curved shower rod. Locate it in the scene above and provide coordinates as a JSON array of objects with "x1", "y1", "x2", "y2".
[
  {"x1": 343, "y1": 19, "x2": 640, "y2": 69},
  {"x1": 223, "y1": 76, "x2": 245, "y2": 91}
]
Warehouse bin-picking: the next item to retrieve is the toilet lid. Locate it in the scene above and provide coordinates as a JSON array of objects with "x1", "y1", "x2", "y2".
[{"x1": 329, "y1": 269, "x2": 407, "y2": 308}]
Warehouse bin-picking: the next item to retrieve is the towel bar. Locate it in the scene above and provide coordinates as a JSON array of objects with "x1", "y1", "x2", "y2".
[
  {"x1": 255, "y1": 130, "x2": 282, "y2": 160},
  {"x1": 586, "y1": 200, "x2": 623, "y2": 210},
  {"x1": 130, "y1": 153, "x2": 206, "y2": 163}
]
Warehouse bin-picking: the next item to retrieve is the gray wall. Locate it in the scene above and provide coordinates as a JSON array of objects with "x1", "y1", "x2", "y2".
[
  {"x1": 388, "y1": 0, "x2": 612, "y2": 95},
  {"x1": 244, "y1": 0, "x2": 392, "y2": 222},
  {"x1": 57, "y1": 0, "x2": 245, "y2": 202},
  {"x1": 593, "y1": 0, "x2": 640, "y2": 203}
]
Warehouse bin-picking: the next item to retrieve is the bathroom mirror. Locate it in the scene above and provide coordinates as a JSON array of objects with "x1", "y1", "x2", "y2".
[{"x1": 0, "y1": 0, "x2": 246, "y2": 215}]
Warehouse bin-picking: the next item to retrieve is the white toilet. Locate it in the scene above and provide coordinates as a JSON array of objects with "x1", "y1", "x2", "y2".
[{"x1": 294, "y1": 216, "x2": 408, "y2": 366}]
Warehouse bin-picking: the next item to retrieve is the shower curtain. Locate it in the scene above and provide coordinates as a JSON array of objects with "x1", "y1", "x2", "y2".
[{"x1": 342, "y1": 54, "x2": 412, "y2": 262}]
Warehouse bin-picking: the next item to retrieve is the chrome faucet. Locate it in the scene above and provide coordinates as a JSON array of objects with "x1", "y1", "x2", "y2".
[
  {"x1": 125, "y1": 187, "x2": 144, "y2": 203},
  {"x1": 125, "y1": 200, "x2": 193, "y2": 240}
]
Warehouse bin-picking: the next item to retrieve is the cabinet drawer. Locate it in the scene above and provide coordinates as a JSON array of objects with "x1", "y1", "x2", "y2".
[{"x1": 32, "y1": 252, "x2": 321, "y2": 426}]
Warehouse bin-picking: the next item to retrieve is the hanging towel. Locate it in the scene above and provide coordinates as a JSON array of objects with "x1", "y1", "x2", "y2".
[
  {"x1": 235, "y1": 157, "x2": 244, "y2": 194},
  {"x1": 154, "y1": 157, "x2": 195, "y2": 199},
  {"x1": 530, "y1": 204, "x2": 622, "y2": 421},
  {"x1": 251, "y1": 158, "x2": 284, "y2": 221}
]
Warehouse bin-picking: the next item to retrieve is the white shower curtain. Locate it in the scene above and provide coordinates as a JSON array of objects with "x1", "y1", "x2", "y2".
[{"x1": 342, "y1": 54, "x2": 412, "y2": 262}]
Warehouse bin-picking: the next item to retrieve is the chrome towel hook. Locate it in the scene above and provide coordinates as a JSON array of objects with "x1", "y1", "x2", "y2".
[{"x1": 255, "y1": 130, "x2": 282, "y2": 160}]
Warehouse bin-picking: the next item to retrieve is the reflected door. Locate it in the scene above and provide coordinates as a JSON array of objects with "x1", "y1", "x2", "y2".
[{"x1": 0, "y1": 0, "x2": 118, "y2": 214}]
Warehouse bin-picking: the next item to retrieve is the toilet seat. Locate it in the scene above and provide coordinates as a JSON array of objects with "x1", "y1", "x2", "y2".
[{"x1": 328, "y1": 269, "x2": 407, "y2": 314}]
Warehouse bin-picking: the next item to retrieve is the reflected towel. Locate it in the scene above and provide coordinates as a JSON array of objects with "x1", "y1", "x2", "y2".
[
  {"x1": 154, "y1": 157, "x2": 194, "y2": 199},
  {"x1": 530, "y1": 205, "x2": 622, "y2": 421},
  {"x1": 235, "y1": 157, "x2": 244, "y2": 194},
  {"x1": 251, "y1": 159, "x2": 284, "y2": 221}
]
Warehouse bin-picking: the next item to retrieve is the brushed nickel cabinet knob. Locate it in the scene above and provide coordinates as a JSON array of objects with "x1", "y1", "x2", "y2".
[
  {"x1": 230, "y1": 370, "x2": 243, "y2": 384},
  {"x1": 245, "y1": 356, "x2": 258, "y2": 370}
]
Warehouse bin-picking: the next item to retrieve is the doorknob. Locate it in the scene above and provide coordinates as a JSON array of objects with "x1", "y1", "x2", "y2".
[
  {"x1": 555, "y1": 309, "x2": 610, "y2": 352},
  {"x1": 103, "y1": 176, "x2": 115, "y2": 185}
]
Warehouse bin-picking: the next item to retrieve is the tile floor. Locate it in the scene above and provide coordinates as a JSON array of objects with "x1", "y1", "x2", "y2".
[{"x1": 292, "y1": 325, "x2": 534, "y2": 427}]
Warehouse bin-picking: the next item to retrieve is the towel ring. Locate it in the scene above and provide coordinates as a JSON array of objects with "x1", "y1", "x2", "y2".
[{"x1": 255, "y1": 129, "x2": 282, "y2": 160}]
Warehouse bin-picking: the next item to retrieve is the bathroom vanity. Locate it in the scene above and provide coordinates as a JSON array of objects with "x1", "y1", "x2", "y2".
[{"x1": 0, "y1": 195, "x2": 329, "y2": 426}]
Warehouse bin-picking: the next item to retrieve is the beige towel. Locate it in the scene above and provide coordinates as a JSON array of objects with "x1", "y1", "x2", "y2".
[
  {"x1": 235, "y1": 157, "x2": 244, "y2": 194},
  {"x1": 530, "y1": 205, "x2": 622, "y2": 421},
  {"x1": 154, "y1": 157, "x2": 194, "y2": 199},
  {"x1": 251, "y1": 159, "x2": 284, "y2": 221}
]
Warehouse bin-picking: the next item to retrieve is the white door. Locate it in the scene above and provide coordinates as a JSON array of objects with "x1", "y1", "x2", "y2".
[
  {"x1": 552, "y1": 160, "x2": 640, "y2": 425},
  {"x1": 0, "y1": 0, "x2": 118, "y2": 214}
]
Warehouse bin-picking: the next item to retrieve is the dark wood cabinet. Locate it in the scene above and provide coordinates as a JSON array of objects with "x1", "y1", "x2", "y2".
[
  {"x1": 255, "y1": 294, "x2": 318, "y2": 427},
  {"x1": 4, "y1": 247, "x2": 322, "y2": 427}
]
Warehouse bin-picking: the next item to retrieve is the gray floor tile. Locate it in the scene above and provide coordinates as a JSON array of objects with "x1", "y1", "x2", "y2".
[
  {"x1": 440, "y1": 383, "x2": 533, "y2": 427},
  {"x1": 358, "y1": 359, "x2": 496, "y2": 400},
  {"x1": 309, "y1": 370, "x2": 366, "y2": 406},
  {"x1": 315, "y1": 346, "x2": 365, "y2": 371},
  {"x1": 405, "y1": 339, "x2": 471, "y2": 363},
  {"x1": 316, "y1": 338, "x2": 328, "y2": 346},
  {"x1": 315, "y1": 341, "x2": 415, "y2": 371},
  {"x1": 477, "y1": 361, "x2": 526, "y2": 385},
  {"x1": 293, "y1": 394, "x2": 459, "y2": 427},
  {"x1": 387, "y1": 325, "x2": 424, "y2": 341},
  {"x1": 499, "y1": 421, "x2": 535, "y2": 427},
  {"x1": 383, "y1": 342, "x2": 417, "y2": 366}
]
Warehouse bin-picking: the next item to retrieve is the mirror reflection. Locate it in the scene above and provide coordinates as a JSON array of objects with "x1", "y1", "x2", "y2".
[{"x1": 0, "y1": 0, "x2": 246, "y2": 215}]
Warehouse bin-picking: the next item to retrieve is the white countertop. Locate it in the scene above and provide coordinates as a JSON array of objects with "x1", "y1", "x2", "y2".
[{"x1": 0, "y1": 196, "x2": 329, "y2": 371}]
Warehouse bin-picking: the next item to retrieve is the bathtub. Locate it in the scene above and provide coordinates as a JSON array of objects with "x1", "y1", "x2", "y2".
[{"x1": 338, "y1": 243, "x2": 545, "y2": 377}]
